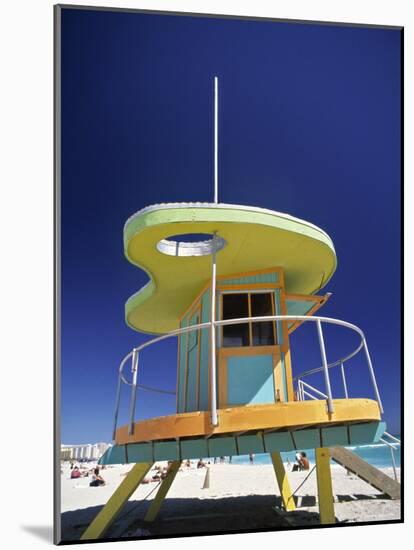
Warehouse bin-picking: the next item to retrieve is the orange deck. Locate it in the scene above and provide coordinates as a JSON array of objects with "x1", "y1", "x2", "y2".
[{"x1": 115, "y1": 398, "x2": 381, "y2": 445}]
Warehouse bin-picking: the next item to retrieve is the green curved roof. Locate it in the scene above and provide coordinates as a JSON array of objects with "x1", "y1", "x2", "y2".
[{"x1": 124, "y1": 203, "x2": 337, "y2": 334}]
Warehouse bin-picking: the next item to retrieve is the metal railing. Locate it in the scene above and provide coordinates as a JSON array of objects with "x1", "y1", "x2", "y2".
[
  {"x1": 112, "y1": 314, "x2": 384, "y2": 439},
  {"x1": 297, "y1": 379, "x2": 328, "y2": 401},
  {"x1": 293, "y1": 320, "x2": 383, "y2": 416},
  {"x1": 380, "y1": 431, "x2": 401, "y2": 481}
]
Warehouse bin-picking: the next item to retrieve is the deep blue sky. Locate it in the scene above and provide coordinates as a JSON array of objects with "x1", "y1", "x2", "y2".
[{"x1": 60, "y1": 8, "x2": 401, "y2": 443}]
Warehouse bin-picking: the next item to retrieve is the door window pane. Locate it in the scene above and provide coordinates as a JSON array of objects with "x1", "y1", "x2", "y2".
[
  {"x1": 222, "y1": 293, "x2": 249, "y2": 347},
  {"x1": 251, "y1": 293, "x2": 276, "y2": 346}
]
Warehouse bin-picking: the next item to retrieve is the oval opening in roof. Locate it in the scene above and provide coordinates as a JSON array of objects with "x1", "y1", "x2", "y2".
[{"x1": 156, "y1": 233, "x2": 227, "y2": 257}]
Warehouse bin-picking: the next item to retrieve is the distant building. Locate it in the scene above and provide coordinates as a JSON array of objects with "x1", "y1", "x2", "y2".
[
  {"x1": 60, "y1": 442, "x2": 112, "y2": 461},
  {"x1": 60, "y1": 447, "x2": 72, "y2": 460}
]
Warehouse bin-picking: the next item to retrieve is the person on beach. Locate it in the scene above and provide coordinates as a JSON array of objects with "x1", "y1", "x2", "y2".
[
  {"x1": 292, "y1": 452, "x2": 302, "y2": 471},
  {"x1": 197, "y1": 458, "x2": 206, "y2": 469},
  {"x1": 162, "y1": 461, "x2": 174, "y2": 479},
  {"x1": 149, "y1": 464, "x2": 162, "y2": 480},
  {"x1": 89, "y1": 467, "x2": 106, "y2": 487},
  {"x1": 142, "y1": 466, "x2": 162, "y2": 484},
  {"x1": 292, "y1": 451, "x2": 309, "y2": 471},
  {"x1": 70, "y1": 466, "x2": 81, "y2": 479},
  {"x1": 152, "y1": 461, "x2": 174, "y2": 481},
  {"x1": 300, "y1": 452, "x2": 310, "y2": 470},
  {"x1": 142, "y1": 476, "x2": 158, "y2": 484},
  {"x1": 249, "y1": 453, "x2": 254, "y2": 464}
]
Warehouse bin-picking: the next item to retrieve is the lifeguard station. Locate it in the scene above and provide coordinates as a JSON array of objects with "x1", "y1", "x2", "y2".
[{"x1": 81, "y1": 78, "x2": 398, "y2": 540}]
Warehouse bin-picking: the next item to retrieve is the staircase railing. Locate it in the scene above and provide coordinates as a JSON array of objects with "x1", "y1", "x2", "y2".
[
  {"x1": 297, "y1": 379, "x2": 328, "y2": 401},
  {"x1": 379, "y1": 431, "x2": 401, "y2": 481}
]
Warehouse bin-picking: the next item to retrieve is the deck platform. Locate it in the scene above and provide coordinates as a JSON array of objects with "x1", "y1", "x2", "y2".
[{"x1": 101, "y1": 400, "x2": 384, "y2": 465}]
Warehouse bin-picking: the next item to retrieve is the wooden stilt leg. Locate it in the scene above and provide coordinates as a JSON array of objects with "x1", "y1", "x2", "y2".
[
  {"x1": 315, "y1": 448, "x2": 335, "y2": 524},
  {"x1": 271, "y1": 451, "x2": 296, "y2": 511},
  {"x1": 80, "y1": 462, "x2": 153, "y2": 540},
  {"x1": 144, "y1": 460, "x2": 181, "y2": 522}
]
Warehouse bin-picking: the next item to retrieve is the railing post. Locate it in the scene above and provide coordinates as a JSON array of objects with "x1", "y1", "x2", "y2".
[
  {"x1": 299, "y1": 380, "x2": 304, "y2": 401},
  {"x1": 389, "y1": 445, "x2": 398, "y2": 482},
  {"x1": 340, "y1": 362, "x2": 349, "y2": 399},
  {"x1": 380, "y1": 438, "x2": 398, "y2": 482},
  {"x1": 316, "y1": 320, "x2": 334, "y2": 414},
  {"x1": 128, "y1": 349, "x2": 139, "y2": 435},
  {"x1": 210, "y1": 233, "x2": 218, "y2": 426},
  {"x1": 210, "y1": 76, "x2": 219, "y2": 427},
  {"x1": 112, "y1": 372, "x2": 123, "y2": 440},
  {"x1": 362, "y1": 338, "x2": 384, "y2": 414}
]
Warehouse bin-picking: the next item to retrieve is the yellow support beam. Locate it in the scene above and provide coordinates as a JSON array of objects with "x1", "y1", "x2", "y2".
[
  {"x1": 80, "y1": 462, "x2": 153, "y2": 540},
  {"x1": 144, "y1": 460, "x2": 181, "y2": 522},
  {"x1": 271, "y1": 451, "x2": 296, "y2": 511},
  {"x1": 315, "y1": 448, "x2": 335, "y2": 524}
]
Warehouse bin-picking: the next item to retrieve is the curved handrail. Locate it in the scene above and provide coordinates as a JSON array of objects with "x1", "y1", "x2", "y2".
[
  {"x1": 118, "y1": 352, "x2": 134, "y2": 385},
  {"x1": 119, "y1": 314, "x2": 365, "y2": 385},
  {"x1": 292, "y1": 339, "x2": 365, "y2": 382},
  {"x1": 113, "y1": 314, "x2": 383, "y2": 438}
]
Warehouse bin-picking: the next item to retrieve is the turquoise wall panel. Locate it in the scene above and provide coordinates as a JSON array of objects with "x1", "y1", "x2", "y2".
[
  {"x1": 185, "y1": 308, "x2": 200, "y2": 411},
  {"x1": 98, "y1": 448, "x2": 110, "y2": 465},
  {"x1": 285, "y1": 299, "x2": 315, "y2": 330},
  {"x1": 177, "y1": 310, "x2": 191, "y2": 413},
  {"x1": 127, "y1": 443, "x2": 153, "y2": 463},
  {"x1": 199, "y1": 289, "x2": 211, "y2": 411},
  {"x1": 285, "y1": 300, "x2": 315, "y2": 316},
  {"x1": 220, "y1": 271, "x2": 279, "y2": 286},
  {"x1": 321, "y1": 426, "x2": 349, "y2": 447},
  {"x1": 350, "y1": 421, "x2": 386, "y2": 445},
  {"x1": 208, "y1": 436, "x2": 237, "y2": 457},
  {"x1": 293, "y1": 428, "x2": 321, "y2": 449},
  {"x1": 99, "y1": 445, "x2": 126, "y2": 465},
  {"x1": 185, "y1": 346, "x2": 198, "y2": 412},
  {"x1": 154, "y1": 441, "x2": 180, "y2": 461},
  {"x1": 178, "y1": 287, "x2": 219, "y2": 413},
  {"x1": 264, "y1": 431, "x2": 295, "y2": 452},
  {"x1": 177, "y1": 331, "x2": 187, "y2": 413},
  {"x1": 187, "y1": 310, "x2": 199, "y2": 350},
  {"x1": 181, "y1": 439, "x2": 209, "y2": 459},
  {"x1": 227, "y1": 355, "x2": 275, "y2": 406},
  {"x1": 238, "y1": 434, "x2": 265, "y2": 454}
]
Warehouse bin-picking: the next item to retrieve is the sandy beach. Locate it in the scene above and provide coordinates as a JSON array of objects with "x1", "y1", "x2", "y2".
[{"x1": 60, "y1": 460, "x2": 401, "y2": 541}]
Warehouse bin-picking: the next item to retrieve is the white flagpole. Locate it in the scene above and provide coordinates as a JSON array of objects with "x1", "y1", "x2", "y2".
[
  {"x1": 210, "y1": 76, "x2": 219, "y2": 426},
  {"x1": 214, "y1": 76, "x2": 218, "y2": 204}
]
